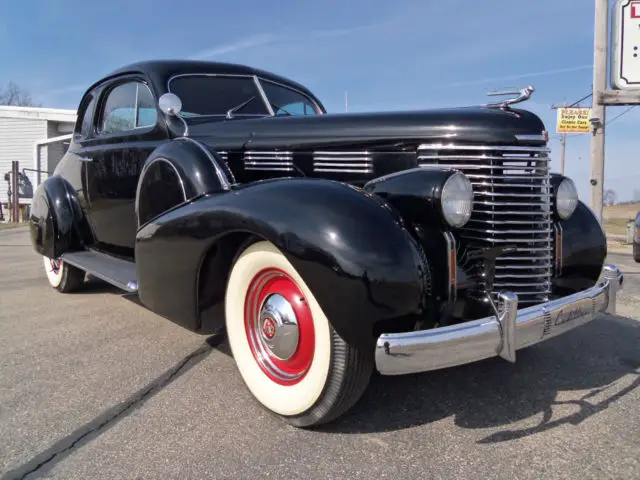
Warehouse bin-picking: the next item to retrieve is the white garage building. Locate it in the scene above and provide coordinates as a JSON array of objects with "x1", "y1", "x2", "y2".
[{"x1": 0, "y1": 105, "x2": 77, "y2": 217}]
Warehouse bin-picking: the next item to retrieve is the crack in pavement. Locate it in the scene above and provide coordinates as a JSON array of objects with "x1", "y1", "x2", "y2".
[{"x1": 2, "y1": 337, "x2": 220, "y2": 480}]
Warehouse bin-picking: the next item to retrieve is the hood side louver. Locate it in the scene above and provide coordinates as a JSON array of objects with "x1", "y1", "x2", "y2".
[
  {"x1": 244, "y1": 151, "x2": 294, "y2": 172},
  {"x1": 313, "y1": 151, "x2": 373, "y2": 174}
]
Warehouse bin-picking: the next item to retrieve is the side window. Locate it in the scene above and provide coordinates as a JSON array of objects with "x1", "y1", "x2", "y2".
[
  {"x1": 75, "y1": 94, "x2": 97, "y2": 138},
  {"x1": 99, "y1": 81, "x2": 157, "y2": 135},
  {"x1": 259, "y1": 80, "x2": 320, "y2": 116},
  {"x1": 636, "y1": 212, "x2": 640, "y2": 227}
]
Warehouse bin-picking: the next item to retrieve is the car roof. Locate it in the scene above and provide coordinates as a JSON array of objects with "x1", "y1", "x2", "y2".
[{"x1": 94, "y1": 59, "x2": 321, "y2": 105}]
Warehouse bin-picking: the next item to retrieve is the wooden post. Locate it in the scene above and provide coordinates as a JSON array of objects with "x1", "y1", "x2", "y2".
[{"x1": 11, "y1": 161, "x2": 19, "y2": 223}]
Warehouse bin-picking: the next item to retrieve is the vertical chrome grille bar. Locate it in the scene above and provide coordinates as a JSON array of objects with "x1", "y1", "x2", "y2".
[{"x1": 417, "y1": 143, "x2": 553, "y2": 305}]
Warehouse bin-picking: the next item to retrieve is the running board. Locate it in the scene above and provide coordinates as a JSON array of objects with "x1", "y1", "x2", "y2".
[{"x1": 61, "y1": 250, "x2": 138, "y2": 293}]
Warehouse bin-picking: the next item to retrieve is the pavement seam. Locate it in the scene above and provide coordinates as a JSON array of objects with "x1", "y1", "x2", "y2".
[{"x1": 1, "y1": 340, "x2": 216, "y2": 480}]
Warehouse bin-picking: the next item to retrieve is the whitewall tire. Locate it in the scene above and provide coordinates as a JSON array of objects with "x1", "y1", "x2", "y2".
[
  {"x1": 42, "y1": 256, "x2": 85, "y2": 293},
  {"x1": 225, "y1": 240, "x2": 373, "y2": 427}
]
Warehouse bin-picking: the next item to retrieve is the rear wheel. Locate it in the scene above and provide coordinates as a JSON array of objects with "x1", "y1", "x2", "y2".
[
  {"x1": 43, "y1": 256, "x2": 85, "y2": 293},
  {"x1": 225, "y1": 240, "x2": 373, "y2": 427},
  {"x1": 634, "y1": 244, "x2": 639, "y2": 263}
]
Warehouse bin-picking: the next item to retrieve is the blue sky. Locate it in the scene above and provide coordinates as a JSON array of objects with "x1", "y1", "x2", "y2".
[{"x1": 1, "y1": 0, "x2": 639, "y2": 201}]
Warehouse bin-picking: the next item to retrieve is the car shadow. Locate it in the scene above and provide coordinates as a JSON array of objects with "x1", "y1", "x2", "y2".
[{"x1": 317, "y1": 314, "x2": 640, "y2": 441}]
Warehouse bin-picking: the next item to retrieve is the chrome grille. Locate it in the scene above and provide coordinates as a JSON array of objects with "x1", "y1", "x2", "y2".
[
  {"x1": 313, "y1": 151, "x2": 373, "y2": 174},
  {"x1": 244, "y1": 151, "x2": 294, "y2": 171},
  {"x1": 417, "y1": 143, "x2": 553, "y2": 305}
]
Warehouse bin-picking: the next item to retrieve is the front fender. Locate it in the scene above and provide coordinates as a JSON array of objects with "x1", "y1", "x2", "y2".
[
  {"x1": 553, "y1": 200, "x2": 607, "y2": 294},
  {"x1": 29, "y1": 175, "x2": 92, "y2": 258},
  {"x1": 135, "y1": 178, "x2": 428, "y2": 348}
]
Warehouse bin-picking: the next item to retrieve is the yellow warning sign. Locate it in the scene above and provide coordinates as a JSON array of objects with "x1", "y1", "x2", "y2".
[{"x1": 556, "y1": 107, "x2": 592, "y2": 133}]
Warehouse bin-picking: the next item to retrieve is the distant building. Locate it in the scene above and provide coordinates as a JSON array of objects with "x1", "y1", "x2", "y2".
[{"x1": 0, "y1": 105, "x2": 77, "y2": 213}]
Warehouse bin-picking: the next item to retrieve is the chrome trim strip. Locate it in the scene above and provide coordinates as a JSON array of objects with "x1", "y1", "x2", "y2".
[
  {"x1": 418, "y1": 144, "x2": 550, "y2": 153},
  {"x1": 375, "y1": 265, "x2": 621, "y2": 375},
  {"x1": 253, "y1": 75, "x2": 275, "y2": 116},
  {"x1": 443, "y1": 231, "x2": 456, "y2": 303},
  {"x1": 554, "y1": 223, "x2": 563, "y2": 276},
  {"x1": 515, "y1": 134, "x2": 547, "y2": 142},
  {"x1": 176, "y1": 137, "x2": 231, "y2": 190}
]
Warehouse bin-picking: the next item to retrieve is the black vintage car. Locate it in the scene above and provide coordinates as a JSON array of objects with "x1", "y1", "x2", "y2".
[{"x1": 30, "y1": 60, "x2": 623, "y2": 427}]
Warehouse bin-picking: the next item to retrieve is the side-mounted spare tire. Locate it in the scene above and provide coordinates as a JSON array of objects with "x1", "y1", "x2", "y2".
[{"x1": 225, "y1": 240, "x2": 373, "y2": 428}]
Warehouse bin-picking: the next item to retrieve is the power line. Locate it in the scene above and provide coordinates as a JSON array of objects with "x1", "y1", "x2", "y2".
[
  {"x1": 606, "y1": 105, "x2": 635, "y2": 126},
  {"x1": 567, "y1": 91, "x2": 593, "y2": 107}
]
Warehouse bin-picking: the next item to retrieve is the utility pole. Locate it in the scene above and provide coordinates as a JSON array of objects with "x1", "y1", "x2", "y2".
[
  {"x1": 590, "y1": 0, "x2": 608, "y2": 225},
  {"x1": 550, "y1": 103, "x2": 568, "y2": 175},
  {"x1": 345, "y1": 91, "x2": 349, "y2": 113}
]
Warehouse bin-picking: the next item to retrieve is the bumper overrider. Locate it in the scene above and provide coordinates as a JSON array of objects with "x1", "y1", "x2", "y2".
[{"x1": 375, "y1": 265, "x2": 624, "y2": 375}]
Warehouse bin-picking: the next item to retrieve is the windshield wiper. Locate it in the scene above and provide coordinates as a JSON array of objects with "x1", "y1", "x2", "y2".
[{"x1": 226, "y1": 96, "x2": 256, "y2": 119}]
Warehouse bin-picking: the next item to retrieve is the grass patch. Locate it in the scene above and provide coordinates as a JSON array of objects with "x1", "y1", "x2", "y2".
[{"x1": 0, "y1": 222, "x2": 26, "y2": 230}]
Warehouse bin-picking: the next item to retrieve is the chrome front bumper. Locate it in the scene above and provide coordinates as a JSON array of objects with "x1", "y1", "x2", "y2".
[{"x1": 375, "y1": 265, "x2": 623, "y2": 375}]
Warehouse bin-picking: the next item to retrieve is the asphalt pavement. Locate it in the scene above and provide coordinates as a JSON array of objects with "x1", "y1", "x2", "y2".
[{"x1": 1, "y1": 227, "x2": 639, "y2": 480}]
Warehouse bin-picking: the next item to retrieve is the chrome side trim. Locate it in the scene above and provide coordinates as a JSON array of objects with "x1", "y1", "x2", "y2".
[
  {"x1": 375, "y1": 265, "x2": 621, "y2": 375},
  {"x1": 443, "y1": 231, "x2": 457, "y2": 303},
  {"x1": 176, "y1": 137, "x2": 231, "y2": 190}
]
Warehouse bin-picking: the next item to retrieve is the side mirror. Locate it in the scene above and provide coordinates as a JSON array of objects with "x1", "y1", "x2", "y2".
[
  {"x1": 158, "y1": 93, "x2": 183, "y2": 116},
  {"x1": 158, "y1": 93, "x2": 188, "y2": 137}
]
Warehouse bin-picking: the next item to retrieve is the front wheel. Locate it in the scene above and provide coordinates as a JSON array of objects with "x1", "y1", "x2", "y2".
[
  {"x1": 43, "y1": 256, "x2": 85, "y2": 292},
  {"x1": 225, "y1": 240, "x2": 373, "y2": 427}
]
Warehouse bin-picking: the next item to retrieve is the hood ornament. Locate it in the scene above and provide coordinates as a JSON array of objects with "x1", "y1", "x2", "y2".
[{"x1": 485, "y1": 85, "x2": 535, "y2": 108}]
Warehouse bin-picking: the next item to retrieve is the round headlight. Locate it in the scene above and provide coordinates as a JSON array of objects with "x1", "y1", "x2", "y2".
[
  {"x1": 556, "y1": 177, "x2": 579, "y2": 219},
  {"x1": 441, "y1": 172, "x2": 473, "y2": 227}
]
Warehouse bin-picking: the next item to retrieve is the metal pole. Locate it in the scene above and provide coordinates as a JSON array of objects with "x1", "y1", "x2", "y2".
[
  {"x1": 11, "y1": 161, "x2": 19, "y2": 223},
  {"x1": 560, "y1": 133, "x2": 567, "y2": 176},
  {"x1": 590, "y1": 0, "x2": 608, "y2": 224}
]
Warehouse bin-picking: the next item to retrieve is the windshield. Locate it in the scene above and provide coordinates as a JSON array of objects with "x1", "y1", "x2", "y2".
[
  {"x1": 169, "y1": 75, "x2": 270, "y2": 117},
  {"x1": 168, "y1": 74, "x2": 321, "y2": 118}
]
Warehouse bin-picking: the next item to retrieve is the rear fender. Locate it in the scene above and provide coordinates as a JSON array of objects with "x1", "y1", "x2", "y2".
[
  {"x1": 135, "y1": 178, "x2": 429, "y2": 348},
  {"x1": 29, "y1": 176, "x2": 92, "y2": 258}
]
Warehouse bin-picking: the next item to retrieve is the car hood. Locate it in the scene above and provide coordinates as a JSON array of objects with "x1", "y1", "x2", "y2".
[{"x1": 185, "y1": 106, "x2": 547, "y2": 151}]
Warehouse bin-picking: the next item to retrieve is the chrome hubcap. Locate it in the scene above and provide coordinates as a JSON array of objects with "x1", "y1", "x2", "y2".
[{"x1": 258, "y1": 293, "x2": 299, "y2": 360}]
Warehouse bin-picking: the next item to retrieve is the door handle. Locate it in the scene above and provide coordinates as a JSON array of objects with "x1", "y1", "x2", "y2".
[{"x1": 78, "y1": 156, "x2": 93, "y2": 162}]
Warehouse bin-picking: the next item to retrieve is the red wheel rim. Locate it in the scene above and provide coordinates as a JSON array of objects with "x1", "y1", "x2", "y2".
[
  {"x1": 49, "y1": 259, "x2": 61, "y2": 274},
  {"x1": 244, "y1": 268, "x2": 315, "y2": 385}
]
